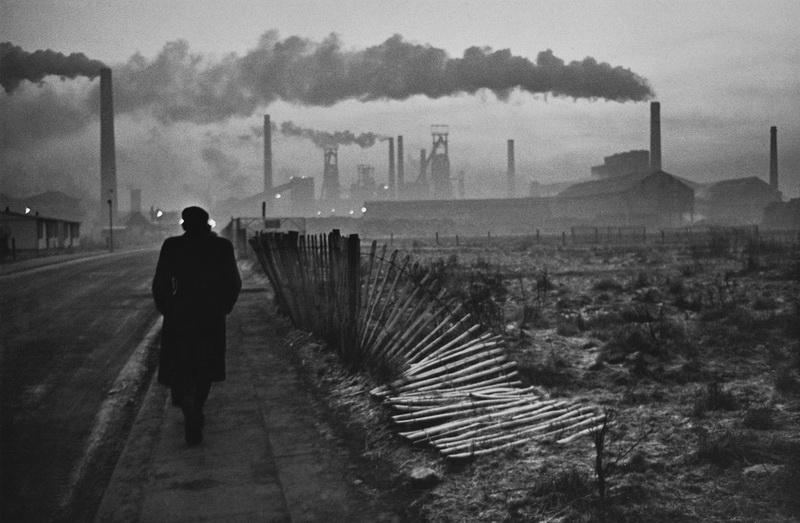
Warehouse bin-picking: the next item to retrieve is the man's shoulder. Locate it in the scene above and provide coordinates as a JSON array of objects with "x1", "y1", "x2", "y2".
[{"x1": 210, "y1": 234, "x2": 234, "y2": 249}]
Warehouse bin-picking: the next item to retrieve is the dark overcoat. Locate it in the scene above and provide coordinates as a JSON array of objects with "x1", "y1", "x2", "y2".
[{"x1": 152, "y1": 231, "x2": 242, "y2": 386}]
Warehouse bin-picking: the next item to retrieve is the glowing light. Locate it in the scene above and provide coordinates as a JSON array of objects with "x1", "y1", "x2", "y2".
[
  {"x1": 349, "y1": 209, "x2": 354, "y2": 215},
  {"x1": 275, "y1": 193, "x2": 281, "y2": 199},
  {"x1": 209, "y1": 219, "x2": 216, "y2": 228},
  {"x1": 25, "y1": 207, "x2": 31, "y2": 214},
  {"x1": 330, "y1": 208, "x2": 336, "y2": 213},
  {"x1": 361, "y1": 207, "x2": 367, "y2": 213},
  {"x1": 156, "y1": 210, "x2": 163, "y2": 218},
  {"x1": 317, "y1": 211, "x2": 322, "y2": 216},
  {"x1": 383, "y1": 185, "x2": 389, "y2": 190},
  {"x1": 180, "y1": 219, "x2": 184, "y2": 225}
]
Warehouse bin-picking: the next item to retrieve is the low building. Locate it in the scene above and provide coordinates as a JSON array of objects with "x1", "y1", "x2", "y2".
[
  {"x1": 698, "y1": 177, "x2": 782, "y2": 225},
  {"x1": 1, "y1": 208, "x2": 81, "y2": 253},
  {"x1": 590, "y1": 150, "x2": 650, "y2": 178},
  {"x1": 553, "y1": 170, "x2": 694, "y2": 227},
  {"x1": 363, "y1": 197, "x2": 554, "y2": 235},
  {"x1": 762, "y1": 198, "x2": 800, "y2": 229}
]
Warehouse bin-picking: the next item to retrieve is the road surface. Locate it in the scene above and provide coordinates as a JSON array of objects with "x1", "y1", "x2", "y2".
[{"x1": 0, "y1": 249, "x2": 161, "y2": 522}]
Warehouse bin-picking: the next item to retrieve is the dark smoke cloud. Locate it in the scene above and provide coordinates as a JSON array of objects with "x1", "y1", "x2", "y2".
[
  {"x1": 115, "y1": 31, "x2": 652, "y2": 122},
  {"x1": 279, "y1": 121, "x2": 387, "y2": 148},
  {"x1": 3, "y1": 32, "x2": 653, "y2": 129},
  {"x1": 0, "y1": 42, "x2": 106, "y2": 94}
]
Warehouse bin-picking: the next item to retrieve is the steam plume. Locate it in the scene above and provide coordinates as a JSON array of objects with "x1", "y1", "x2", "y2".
[{"x1": 0, "y1": 42, "x2": 106, "y2": 94}]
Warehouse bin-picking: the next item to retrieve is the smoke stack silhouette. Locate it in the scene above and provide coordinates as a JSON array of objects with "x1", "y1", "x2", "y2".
[
  {"x1": 388, "y1": 137, "x2": 396, "y2": 199},
  {"x1": 650, "y1": 101, "x2": 661, "y2": 173},
  {"x1": 264, "y1": 114, "x2": 273, "y2": 194},
  {"x1": 507, "y1": 139, "x2": 515, "y2": 197},
  {"x1": 100, "y1": 68, "x2": 117, "y2": 218},
  {"x1": 770, "y1": 126, "x2": 778, "y2": 190},
  {"x1": 397, "y1": 136, "x2": 405, "y2": 199}
]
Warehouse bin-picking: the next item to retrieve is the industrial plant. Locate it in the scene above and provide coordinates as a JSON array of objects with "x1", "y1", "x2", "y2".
[{"x1": 2, "y1": 66, "x2": 798, "y2": 259}]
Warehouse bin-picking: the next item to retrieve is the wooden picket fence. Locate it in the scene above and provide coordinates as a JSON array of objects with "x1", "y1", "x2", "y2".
[{"x1": 249, "y1": 229, "x2": 602, "y2": 458}]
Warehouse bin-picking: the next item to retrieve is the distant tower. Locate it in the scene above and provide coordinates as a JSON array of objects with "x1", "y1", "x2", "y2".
[
  {"x1": 770, "y1": 126, "x2": 778, "y2": 190},
  {"x1": 320, "y1": 145, "x2": 340, "y2": 204},
  {"x1": 264, "y1": 114, "x2": 273, "y2": 195},
  {"x1": 388, "y1": 137, "x2": 396, "y2": 199},
  {"x1": 507, "y1": 139, "x2": 515, "y2": 197},
  {"x1": 429, "y1": 125, "x2": 452, "y2": 199},
  {"x1": 99, "y1": 68, "x2": 117, "y2": 218},
  {"x1": 650, "y1": 101, "x2": 662, "y2": 172},
  {"x1": 396, "y1": 135, "x2": 404, "y2": 199}
]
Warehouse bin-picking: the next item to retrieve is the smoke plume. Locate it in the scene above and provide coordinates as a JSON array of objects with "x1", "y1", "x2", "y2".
[
  {"x1": 2, "y1": 32, "x2": 653, "y2": 124},
  {"x1": 0, "y1": 42, "x2": 106, "y2": 94},
  {"x1": 279, "y1": 121, "x2": 386, "y2": 148}
]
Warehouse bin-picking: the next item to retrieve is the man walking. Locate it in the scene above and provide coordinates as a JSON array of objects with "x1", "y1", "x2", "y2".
[{"x1": 152, "y1": 206, "x2": 242, "y2": 445}]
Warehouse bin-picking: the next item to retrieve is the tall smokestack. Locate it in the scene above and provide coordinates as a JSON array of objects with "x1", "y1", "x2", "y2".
[
  {"x1": 650, "y1": 101, "x2": 661, "y2": 172},
  {"x1": 264, "y1": 114, "x2": 273, "y2": 194},
  {"x1": 388, "y1": 137, "x2": 396, "y2": 199},
  {"x1": 507, "y1": 139, "x2": 515, "y2": 197},
  {"x1": 397, "y1": 135, "x2": 404, "y2": 197},
  {"x1": 99, "y1": 68, "x2": 117, "y2": 217},
  {"x1": 770, "y1": 126, "x2": 778, "y2": 190}
]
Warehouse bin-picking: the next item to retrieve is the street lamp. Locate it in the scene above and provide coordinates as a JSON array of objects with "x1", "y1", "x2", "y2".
[{"x1": 107, "y1": 198, "x2": 114, "y2": 252}]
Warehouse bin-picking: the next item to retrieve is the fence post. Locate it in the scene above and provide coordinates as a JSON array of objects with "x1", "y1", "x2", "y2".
[
  {"x1": 562, "y1": 231, "x2": 566, "y2": 245},
  {"x1": 346, "y1": 234, "x2": 361, "y2": 357},
  {"x1": 456, "y1": 234, "x2": 459, "y2": 247},
  {"x1": 594, "y1": 227, "x2": 599, "y2": 244},
  {"x1": 390, "y1": 233, "x2": 393, "y2": 246},
  {"x1": 642, "y1": 227, "x2": 647, "y2": 243},
  {"x1": 436, "y1": 232, "x2": 440, "y2": 245},
  {"x1": 536, "y1": 229, "x2": 540, "y2": 243},
  {"x1": 571, "y1": 226, "x2": 575, "y2": 242},
  {"x1": 11, "y1": 237, "x2": 16, "y2": 260},
  {"x1": 661, "y1": 230, "x2": 665, "y2": 243}
]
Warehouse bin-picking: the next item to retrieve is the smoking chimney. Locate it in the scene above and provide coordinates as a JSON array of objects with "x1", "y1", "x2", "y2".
[
  {"x1": 770, "y1": 126, "x2": 778, "y2": 190},
  {"x1": 264, "y1": 114, "x2": 273, "y2": 194},
  {"x1": 397, "y1": 135, "x2": 404, "y2": 198},
  {"x1": 99, "y1": 68, "x2": 117, "y2": 217},
  {"x1": 650, "y1": 101, "x2": 661, "y2": 172},
  {"x1": 507, "y1": 139, "x2": 515, "y2": 197},
  {"x1": 388, "y1": 137, "x2": 396, "y2": 199}
]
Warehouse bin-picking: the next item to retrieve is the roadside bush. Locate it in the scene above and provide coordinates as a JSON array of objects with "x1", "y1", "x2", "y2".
[
  {"x1": 742, "y1": 407, "x2": 776, "y2": 430},
  {"x1": 695, "y1": 429, "x2": 759, "y2": 467},
  {"x1": 692, "y1": 381, "x2": 738, "y2": 416},
  {"x1": 593, "y1": 278, "x2": 625, "y2": 293},
  {"x1": 775, "y1": 368, "x2": 800, "y2": 395}
]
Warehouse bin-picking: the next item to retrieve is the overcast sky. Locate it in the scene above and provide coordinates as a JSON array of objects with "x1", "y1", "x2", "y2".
[{"x1": 2, "y1": 0, "x2": 798, "y2": 214}]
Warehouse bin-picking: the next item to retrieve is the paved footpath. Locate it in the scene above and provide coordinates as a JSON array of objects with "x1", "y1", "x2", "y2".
[{"x1": 95, "y1": 274, "x2": 402, "y2": 522}]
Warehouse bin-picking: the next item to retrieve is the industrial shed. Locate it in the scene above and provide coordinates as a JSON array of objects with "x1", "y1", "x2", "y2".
[
  {"x1": 1, "y1": 208, "x2": 81, "y2": 253},
  {"x1": 553, "y1": 170, "x2": 694, "y2": 227},
  {"x1": 698, "y1": 177, "x2": 782, "y2": 225}
]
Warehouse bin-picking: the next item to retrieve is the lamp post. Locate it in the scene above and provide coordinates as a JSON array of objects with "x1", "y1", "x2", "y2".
[{"x1": 107, "y1": 198, "x2": 114, "y2": 252}]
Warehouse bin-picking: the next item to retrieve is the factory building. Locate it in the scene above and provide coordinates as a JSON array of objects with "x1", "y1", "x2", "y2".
[
  {"x1": 552, "y1": 170, "x2": 695, "y2": 227},
  {"x1": 697, "y1": 177, "x2": 782, "y2": 225},
  {"x1": 590, "y1": 150, "x2": 650, "y2": 178}
]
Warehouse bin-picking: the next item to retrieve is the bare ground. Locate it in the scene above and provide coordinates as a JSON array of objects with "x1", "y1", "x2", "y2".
[{"x1": 258, "y1": 235, "x2": 800, "y2": 522}]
